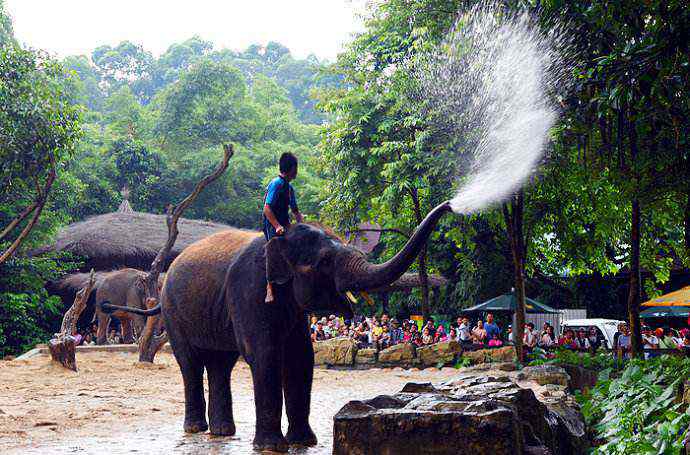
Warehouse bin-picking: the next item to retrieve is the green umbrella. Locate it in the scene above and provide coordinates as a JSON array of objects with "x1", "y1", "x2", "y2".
[
  {"x1": 461, "y1": 293, "x2": 559, "y2": 314},
  {"x1": 640, "y1": 306, "x2": 690, "y2": 319}
]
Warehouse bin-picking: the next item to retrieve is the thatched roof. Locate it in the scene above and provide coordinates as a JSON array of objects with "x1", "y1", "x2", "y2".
[{"x1": 34, "y1": 211, "x2": 236, "y2": 271}]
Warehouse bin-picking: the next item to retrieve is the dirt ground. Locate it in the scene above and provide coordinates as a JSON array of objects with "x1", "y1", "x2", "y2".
[{"x1": 0, "y1": 351, "x2": 459, "y2": 454}]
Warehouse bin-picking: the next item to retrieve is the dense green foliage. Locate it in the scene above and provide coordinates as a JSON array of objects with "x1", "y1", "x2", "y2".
[
  {"x1": 579, "y1": 356, "x2": 690, "y2": 454},
  {"x1": 0, "y1": 3, "x2": 330, "y2": 355},
  {"x1": 528, "y1": 347, "x2": 614, "y2": 371}
]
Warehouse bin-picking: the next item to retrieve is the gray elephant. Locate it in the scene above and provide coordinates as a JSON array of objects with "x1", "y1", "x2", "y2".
[
  {"x1": 103, "y1": 202, "x2": 451, "y2": 451},
  {"x1": 52, "y1": 268, "x2": 163, "y2": 344}
]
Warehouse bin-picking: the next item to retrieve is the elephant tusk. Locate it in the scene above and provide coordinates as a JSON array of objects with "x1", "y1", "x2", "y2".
[
  {"x1": 360, "y1": 291, "x2": 375, "y2": 306},
  {"x1": 345, "y1": 291, "x2": 358, "y2": 304}
]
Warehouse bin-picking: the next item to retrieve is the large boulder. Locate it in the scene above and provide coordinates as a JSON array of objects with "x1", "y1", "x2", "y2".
[
  {"x1": 416, "y1": 340, "x2": 462, "y2": 367},
  {"x1": 521, "y1": 365, "x2": 570, "y2": 387},
  {"x1": 462, "y1": 346, "x2": 516, "y2": 364},
  {"x1": 313, "y1": 337, "x2": 356, "y2": 366},
  {"x1": 378, "y1": 343, "x2": 415, "y2": 365},
  {"x1": 355, "y1": 348, "x2": 377, "y2": 365},
  {"x1": 333, "y1": 366, "x2": 587, "y2": 455}
]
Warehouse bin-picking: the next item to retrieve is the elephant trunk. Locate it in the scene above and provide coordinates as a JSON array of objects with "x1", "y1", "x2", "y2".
[{"x1": 336, "y1": 201, "x2": 452, "y2": 292}]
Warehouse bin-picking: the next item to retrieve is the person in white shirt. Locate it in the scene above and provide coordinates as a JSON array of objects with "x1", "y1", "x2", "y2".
[
  {"x1": 641, "y1": 326, "x2": 658, "y2": 359},
  {"x1": 458, "y1": 317, "x2": 471, "y2": 344},
  {"x1": 523, "y1": 322, "x2": 537, "y2": 350}
]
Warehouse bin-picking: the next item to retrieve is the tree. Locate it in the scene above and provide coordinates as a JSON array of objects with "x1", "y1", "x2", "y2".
[{"x1": 0, "y1": 45, "x2": 82, "y2": 266}]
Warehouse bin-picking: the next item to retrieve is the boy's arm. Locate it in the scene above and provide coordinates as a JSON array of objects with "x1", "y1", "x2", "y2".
[
  {"x1": 293, "y1": 208, "x2": 303, "y2": 223},
  {"x1": 289, "y1": 185, "x2": 303, "y2": 223},
  {"x1": 263, "y1": 204, "x2": 285, "y2": 235}
]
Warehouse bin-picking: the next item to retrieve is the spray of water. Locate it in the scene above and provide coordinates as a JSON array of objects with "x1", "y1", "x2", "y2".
[{"x1": 414, "y1": 3, "x2": 571, "y2": 214}]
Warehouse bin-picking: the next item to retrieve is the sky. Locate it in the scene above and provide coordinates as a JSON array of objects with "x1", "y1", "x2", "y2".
[{"x1": 5, "y1": 0, "x2": 368, "y2": 61}]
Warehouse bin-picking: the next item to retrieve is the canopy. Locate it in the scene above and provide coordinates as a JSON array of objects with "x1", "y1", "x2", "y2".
[
  {"x1": 641, "y1": 286, "x2": 690, "y2": 308},
  {"x1": 461, "y1": 293, "x2": 559, "y2": 314},
  {"x1": 640, "y1": 306, "x2": 690, "y2": 319}
]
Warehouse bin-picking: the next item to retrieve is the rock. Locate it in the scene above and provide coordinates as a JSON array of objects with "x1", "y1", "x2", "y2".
[
  {"x1": 355, "y1": 348, "x2": 377, "y2": 365},
  {"x1": 313, "y1": 337, "x2": 356, "y2": 366},
  {"x1": 378, "y1": 343, "x2": 415, "y2": 364},
  {"x1": 522, "y1": 365, "x2": 570, "y2": 387},
  {"x1": 415, "y1": 341, "x2": 462, "y2": 367},
  {"x1": 461, "y1": 346, "x2": 516, "y2": 364},
  {"x1": 560, "y1": 364, "x2": 599, "y2": 392},
  {"x1": 333, "y1": 365, "x2": 587, "y2": 455}
]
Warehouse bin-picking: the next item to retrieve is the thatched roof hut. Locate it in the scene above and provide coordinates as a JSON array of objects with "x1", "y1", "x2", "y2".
[{"x1": 34, "y1": 209, "x2": 234, "y2": 271}]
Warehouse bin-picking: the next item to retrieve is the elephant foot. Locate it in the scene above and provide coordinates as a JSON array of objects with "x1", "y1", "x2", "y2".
[
  {"x1": 209, "y1": 421, "x2": 236, "y2": 436},
  {"x1": 253, "y1": 433, "x2": 289, "y2": 453},
  {"x1": 183, "y1": 419, "x2": 208, "y2": 434},
  {"x1": 286, "y1": 424, "x2": 317, "y2": 447}
]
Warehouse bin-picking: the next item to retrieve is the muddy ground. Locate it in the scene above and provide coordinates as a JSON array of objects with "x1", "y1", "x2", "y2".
[{"x1": 0, "y1": 351, "x2": 459, "y2": 454}]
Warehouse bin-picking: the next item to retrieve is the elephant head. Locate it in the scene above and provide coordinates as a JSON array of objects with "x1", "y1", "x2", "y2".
[{"x1": 265, "y1": 201, "x2": 452, "y2": 315}]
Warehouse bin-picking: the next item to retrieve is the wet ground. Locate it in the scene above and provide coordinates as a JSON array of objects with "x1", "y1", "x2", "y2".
[{"x1": 1, "y1": 351, "x2": 458, "y2": 454}]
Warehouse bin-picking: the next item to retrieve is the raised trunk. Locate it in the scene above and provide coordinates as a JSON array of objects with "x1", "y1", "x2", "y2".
[{"x1": 337, "y1": 201, "x2": 452, "y2": 293}]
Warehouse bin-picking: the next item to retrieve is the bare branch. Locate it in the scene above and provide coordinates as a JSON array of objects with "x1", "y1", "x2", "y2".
[
  {"x1": 138, "y1": 144, "x2": 234, "y2": 363},
  {"x1": 0, "y1": 156, "x2": 57, "y2": 266}
]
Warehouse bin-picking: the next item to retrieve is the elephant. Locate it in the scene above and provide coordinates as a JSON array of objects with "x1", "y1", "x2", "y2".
[
  {"x1": 101, "y1": 201, "x2": 451, "y2": 452},
  {"x1": 52, "y1": 268, "x2": 163, "y2": 344}
]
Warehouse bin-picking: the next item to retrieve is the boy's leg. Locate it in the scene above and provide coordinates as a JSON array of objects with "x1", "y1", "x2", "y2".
[{"x1": 264, "y1": 224, "x2": 276, "y2": 304}]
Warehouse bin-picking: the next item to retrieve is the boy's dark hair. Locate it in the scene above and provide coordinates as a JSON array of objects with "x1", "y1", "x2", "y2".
[{"x1": 279, "y1": 152, "x2": 298, "y2": 173}]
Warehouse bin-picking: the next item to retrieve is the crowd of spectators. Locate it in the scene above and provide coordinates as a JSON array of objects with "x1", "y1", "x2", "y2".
[
  {"x1": 72, "y1": 323, "x2": 135, "y2": 346},
  {"x1": 310, "y1": 313, "x2": 690, "y2": 358}
]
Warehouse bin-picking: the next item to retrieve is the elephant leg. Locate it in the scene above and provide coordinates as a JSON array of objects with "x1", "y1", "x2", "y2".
[
  {"x1": 249, "y1": 348, "x2": 288, "y2": 452},
  {"x1": 180, "y1": 355, "x2": 208, "y2": 433},
  {"x1": 282, "y1": 324, "x2": 317, "y2": 447},
  {"x1": 120, "y1": 318, "x2": 134, "y2": 344},
  {"x1": 96, "y1": 313, "x2": 110, "y2": 345},
  {"x1": 205, "y1": 350, "x2": 239, "y2": 436}
]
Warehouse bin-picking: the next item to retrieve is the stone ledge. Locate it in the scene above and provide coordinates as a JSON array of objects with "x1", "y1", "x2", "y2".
[{"x1": 15, "y1": 343, "x2": 173, "y2": 360}]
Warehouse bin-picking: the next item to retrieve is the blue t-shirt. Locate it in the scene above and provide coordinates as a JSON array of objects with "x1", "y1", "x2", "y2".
[
  {"x1": 484, "y1": 322, "x2": 501, "y2": 339},
  {"x1": 263, "y1": 176, "x2": 298, "y2": 240}
]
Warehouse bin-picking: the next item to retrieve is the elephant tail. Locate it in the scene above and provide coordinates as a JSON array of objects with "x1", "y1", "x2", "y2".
[{"x1": 98, "y1": 300, "x2": 162, "y2": 316}]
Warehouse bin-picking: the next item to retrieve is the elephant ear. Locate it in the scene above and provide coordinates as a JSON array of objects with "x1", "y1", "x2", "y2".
[{"x1": 265, "y1": 237, "x2": 292, "y2": 285}]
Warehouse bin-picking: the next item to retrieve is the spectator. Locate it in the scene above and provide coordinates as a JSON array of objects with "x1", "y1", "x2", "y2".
[
  {"x1": 472, "y1": 320, "x2": 487, "y2": 345},
  {"x1": 618, "y1": 325, "x2": 631, "y2": 359},
  {"x1": 523, "y1": 322, "x2": 537, "y2": 351},
  {"x1": 484, "y1": 313, "x2": 501, "y2": 340},
  {"x1": 389, "y1": 319, "x2": 404, "y2": 345},
  {"x1": 458, "y1": 317, "x2": 471, "y2": 345},
  {"x1": 559, "y1": 329, "x2": 578, "y2": 350},
  {"x1": 642, "y1": 326, "x2": 658, "y2": 359},
  {"x1": 449, "y1": 327, "x2": 457, "y2": 342},
  {"x1": 434, "y1": 325, "x2": 448, "y2": 343},
  {"x1": 678, "y1": 332, "x2": 690, "y2": 356},
  {"x1": 539, "y1": 325, "x2": 556, "y2": 348},
  {"x1": 587, "y1": 327, "x2": 602, "y2": 351},
  {"x1": 83, "y1": 333, "x2": 95, "y2": 346},
  {"x1": 312, "y1": 321, "x2": 327, "y2": 342},
  {"x1": 107, "y1": 328, "x2": 122, "y2": 345},
  {"x1": 423, "y1": 319, "x2": 437, "y2": 338},
  {"x1": 379, "y1": 326, "x2": 392, "y2": 349},
  {"x1": 507, "y1": 325, "x2": 514, "y2": 345},
  {"x1": 574, "y1": 328, "x2": 590, "y2": 351},
  {"x1": 310, "y1": 316, "x2": 318, "y2": 334},
  {"x1": 488, "y1": 333, "x2": 503, "y2": 347},
  {"x1": 421, "y1": 328, "x2": 433, "y2": 345},
  {"x1": 657, "y1": 328, "x2": 676, "y2": 351}
]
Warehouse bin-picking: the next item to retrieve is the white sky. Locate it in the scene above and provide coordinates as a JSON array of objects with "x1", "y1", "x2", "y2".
[{"x1": 5, "y1": 0, "x2": 368, "y2": 61}]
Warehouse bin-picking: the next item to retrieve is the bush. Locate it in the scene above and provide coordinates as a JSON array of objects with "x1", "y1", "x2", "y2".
[
  {"x1": 0, "y1": 253, "x2": 79, "y2": 357},
  {"x1": 578, "y1": 356, "x2": 690, "y2": 454},
  {"x1": 528, "y1": 347, "x2": 614, "y2": 370}
]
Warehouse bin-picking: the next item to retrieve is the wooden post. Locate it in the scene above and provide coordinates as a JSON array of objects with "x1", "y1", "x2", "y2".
[{"x1": 48, "y1": 269, "x2": 96, "y2": 371}]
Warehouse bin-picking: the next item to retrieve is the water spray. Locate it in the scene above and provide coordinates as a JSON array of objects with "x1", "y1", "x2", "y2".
[{"x1": 413, "y1": 3, "x2": 571, "y2": 215}]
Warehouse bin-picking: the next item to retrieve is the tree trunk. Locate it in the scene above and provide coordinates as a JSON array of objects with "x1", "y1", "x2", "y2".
[
  {"x1": 626, "y1": 108, "x2": 643, "y2": 358},
  {"x1": 48, "y1": 270, "x2": 96, "y2": 371},
  {"x1": 503, "y1": 191, "x2": 526, "y2": 364},
  {"x1": 409, "y1": 187, "x2": 430, "y2": 321},
  {"x1": 627, "y1": 198, "x2": 643, "y2": 357}
]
